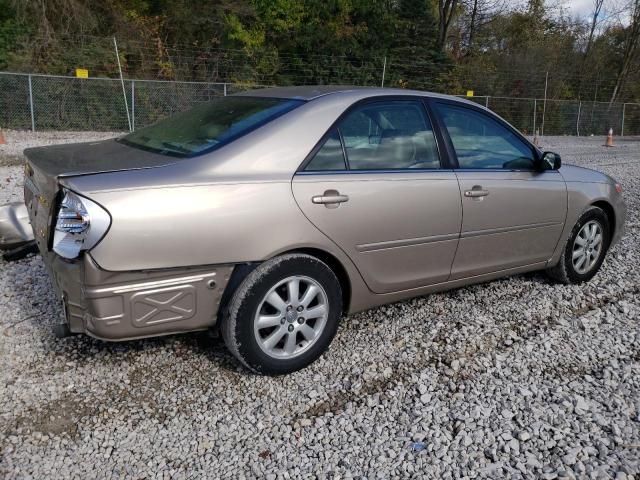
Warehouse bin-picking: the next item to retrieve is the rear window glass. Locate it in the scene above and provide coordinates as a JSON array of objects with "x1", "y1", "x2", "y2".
[{"x1": 119, "y1": 96, "x2": 304, "y2": 157}]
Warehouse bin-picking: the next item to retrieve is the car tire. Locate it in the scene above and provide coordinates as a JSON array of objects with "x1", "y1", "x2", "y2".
[
  {"x1": 546, "y1": 206, "x2": 610, "y2": 284},
  {"x1": 221, "y1": 253, "x2": 343, "y2": 375}
]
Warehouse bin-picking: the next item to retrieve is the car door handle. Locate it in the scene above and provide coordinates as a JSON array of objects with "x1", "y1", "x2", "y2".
[
  {"x1": 312, "y1": 191, "x2": 349, "y2": 205},
  {"x1": 464, "y1": 187, "x2": 490, "y2": 198}
]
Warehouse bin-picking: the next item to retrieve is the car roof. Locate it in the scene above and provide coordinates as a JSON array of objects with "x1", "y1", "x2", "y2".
[{"x1": 235, "y1": 85, "x2": 473, "y2": 104}]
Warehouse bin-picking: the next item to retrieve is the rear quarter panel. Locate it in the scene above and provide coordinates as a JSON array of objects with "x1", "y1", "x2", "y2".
[{"x1": 86, "y1": 181, "x2": 335, "y2": 270}]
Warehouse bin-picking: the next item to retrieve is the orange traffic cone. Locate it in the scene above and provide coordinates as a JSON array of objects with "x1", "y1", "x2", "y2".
[
  {"x1": 604, "y1": 128, "x2": 614, "y2": 147},
  {"x1": 0, "y1": 130, "x2": 6, "y2": 145}
]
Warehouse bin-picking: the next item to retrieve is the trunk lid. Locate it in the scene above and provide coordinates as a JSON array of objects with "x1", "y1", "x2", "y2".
[{"x1": 23, "y1": 138, "x2": 179, "y2": 178}]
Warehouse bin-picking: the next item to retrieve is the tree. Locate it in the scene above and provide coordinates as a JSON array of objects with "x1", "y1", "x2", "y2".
[
  {"x1": 458, "y1": 0, "x2": 504, "y2": 56},
  {"x1": 386, "y1": 0, "x2": 448, "y2": 89},
  {"x1": 609, "y1": 0, "x2": 640, "y2": 104},
  {"x1": 437, "y1": 0, "x2": 459, "y2": 49},
  {"x1": 585, "y1": 0, "x2": 605, "y2": 59}
]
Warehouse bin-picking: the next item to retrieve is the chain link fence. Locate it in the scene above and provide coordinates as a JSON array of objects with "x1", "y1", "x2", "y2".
[
  {"x1": 459, "y1": 95, "x2": 638, "y2": 137},
  {"x1": 0, "y1": 72, "x2": 258, "y2": 132},
  {"x1": 2, "y1": 71, "x2": 640, "y2": 136}
]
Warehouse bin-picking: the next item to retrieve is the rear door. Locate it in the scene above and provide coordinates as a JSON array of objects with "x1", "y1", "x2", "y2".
[
  {"x1": 430, "y1": 99, "x2": 567, "y2": 279},
  {"x1": 292, "y1": 98, "x2": 462, "y2": 294}
]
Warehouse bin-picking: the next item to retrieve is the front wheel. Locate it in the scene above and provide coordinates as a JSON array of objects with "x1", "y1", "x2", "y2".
[
  {"x1": 221, "y1": 254, "x2": 342, "y2": 375},
  {"x1": 547, "y1": 206, "x2": 610, "y2": 284}
]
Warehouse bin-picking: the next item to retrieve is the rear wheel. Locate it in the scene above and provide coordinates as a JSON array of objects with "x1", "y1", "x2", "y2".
[
  {"x1": 221, "y1": 254, "x2": 342, "y2": 375},
  {"x1": 547, "y1": 206, "x2": 610, "y2": 284}
]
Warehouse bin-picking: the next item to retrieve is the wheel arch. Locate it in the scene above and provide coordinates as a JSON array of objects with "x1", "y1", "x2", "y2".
[
  {"x1": 218, "y1": 248, "x2": 352, "y2": 320},
  {"x1": 280, "y1": 247, "x2": 351, "y2": 314},
  {"x1": 591, "y1": 200, "x2": 616, "y2": 240}
]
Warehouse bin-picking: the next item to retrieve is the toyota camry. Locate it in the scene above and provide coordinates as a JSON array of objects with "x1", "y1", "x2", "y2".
[{"x1": 15, "y1": 86, "x2": 626, "y2": 374}]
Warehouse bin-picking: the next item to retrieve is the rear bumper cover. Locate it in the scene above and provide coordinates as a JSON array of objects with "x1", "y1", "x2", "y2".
[
  {"x1": 43, "y1": 251, "x2": 234, "y2": 341},
  {"x1": 0, "y1": 202, "x2": 34, "y2": 249}
]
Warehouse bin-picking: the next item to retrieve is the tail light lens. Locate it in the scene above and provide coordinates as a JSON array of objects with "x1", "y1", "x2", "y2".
[
  {"x1": 615, "y1": 183, "x2": 623, "y2": 194},
  {"x1": 53, "y1": 190, "x2": 110, "y2": 259}
]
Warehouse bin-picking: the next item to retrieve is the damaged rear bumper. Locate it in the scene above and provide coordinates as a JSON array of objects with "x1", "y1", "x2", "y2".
[
  {"x1": 2, "y1": 195, "x2": 235, "y2": 341},
  {"x1": 0, "y1": 202, "x2": 34, "y2": 250},
  {"x1": 43, "y1": 251, "x2": 234, "y2": 341}
]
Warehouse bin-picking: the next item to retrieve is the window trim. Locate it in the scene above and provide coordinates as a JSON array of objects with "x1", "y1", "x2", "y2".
[
  {"x1": 428, "y1": 98, "x2": 542, "y2": 172},
  {"x1": 337, "y1": 128, "x2": 351, "y2": 170},
  {"x1": 298, "y1": 95, "x2": 446, "y2": 174}
]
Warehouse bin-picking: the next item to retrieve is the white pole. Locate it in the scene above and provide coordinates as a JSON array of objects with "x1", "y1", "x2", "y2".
[
  {"x1": 576, "y1": 101, "x2": 582, "y2": 136},
  {"x1": 28, "y1": 74, "x2": 35, "y2": 132},
  {"x1": 541, "y1": 71, "x2": 549, "y2": 136},
  {"x1": 131, "y1": 80, "x2": 135, "y2": 131},
  {"x1": 533, "y1": 98, "x2": 537, "y2": 135},
  {"x1": 621, "y1": 103, "x2": 626, "y2": 137},
  {"x1": 381, "y1": 56, "x2": 387, "y2": 88},
  {"x1": 113, "y1": 37, "x2": 132, "y2": 132}
]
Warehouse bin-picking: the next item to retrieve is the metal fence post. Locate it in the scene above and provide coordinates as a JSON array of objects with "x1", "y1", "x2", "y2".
[
  {"x1": 113, "y1": 37, "x2": 132, "y2": 132},
  {"x1": 533, "y1": 98, "x2": 537, "y2": 135},
  {"x1": 485, "y1": 96, "x2": 489, "y2": 108},
  {"x1": 131, "y1": 80, "x2": 135, "y2": 131},
  {"x1": 541, "y1": 71, "x2": 549, "y2": 136},
  {"x1": 28, "y1": 74, "x2": 35, "y2": 132},
  {"x1": 576, "y1": 101, "x2": 582, "y2": 136},
  {"x1": 621, "y1": 103, "x2": 626, "y2": 137},
  {"x1": 223, "y1": 83, "x2": 227, "y2": 96},
  {"x1": 381, "y1": 56, "x2": 387, "y2": 88}
]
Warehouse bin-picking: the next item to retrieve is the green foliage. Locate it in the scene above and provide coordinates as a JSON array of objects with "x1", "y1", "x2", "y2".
[
  {"x1": 0, "y1": 0, "x2": 638, "y2": 104},
  {"x1": 0, "y1": 0, "x2": 29, "y2": 70}
]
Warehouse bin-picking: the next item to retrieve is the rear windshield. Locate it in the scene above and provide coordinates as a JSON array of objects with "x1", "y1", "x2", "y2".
[{"x1": 119, "y1": 96, "x2": 304, "y2": 157}]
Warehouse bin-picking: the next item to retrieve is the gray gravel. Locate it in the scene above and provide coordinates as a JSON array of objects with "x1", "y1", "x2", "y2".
[
  {"x1": 1, "y1": 136, "x2": 639, "y2": 479},
  {"x1": 0, "y1": 129, "x2": 121, "y2": 166}
]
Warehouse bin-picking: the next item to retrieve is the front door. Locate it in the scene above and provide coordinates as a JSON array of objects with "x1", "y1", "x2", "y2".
[
  {"x1": 431, "y1": 100, "x2": 567, "y2": 279},
  {"x1": 292, "y1": 99, "x2": 462, "y2": 294}
]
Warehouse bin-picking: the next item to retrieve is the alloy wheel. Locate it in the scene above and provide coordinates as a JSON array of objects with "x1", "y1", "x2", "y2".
[
  {"x1": 254, "y1": 275, "x2": 329, "y2": 359},
  {"x1": 572, "y1": 220, "x2": 603, "y2": 275}
]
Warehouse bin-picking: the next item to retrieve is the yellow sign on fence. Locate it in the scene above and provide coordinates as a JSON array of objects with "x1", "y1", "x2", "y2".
[
  {"x1": 75, "y1": 68, "x2": 89, "y2": 79},
  {"x1": 466, "y1": 90, "x2": 474, "y2": 97}
]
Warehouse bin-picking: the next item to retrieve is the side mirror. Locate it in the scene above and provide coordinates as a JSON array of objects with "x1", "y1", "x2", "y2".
[{"x1": 540, "y1": 151, "x2": 561, "y2": 170}]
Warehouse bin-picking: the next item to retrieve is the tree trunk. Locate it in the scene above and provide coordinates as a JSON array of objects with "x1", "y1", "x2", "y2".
[
  {"x1": 584, "y1": 0, "x2": 604, "y2": 60},
  {"x1": 467, "y1": 0, "x2": 479, "y2": 55},
  {"x1": 609, "y1": 0, "x2": 640, "y2": 105},
  {"x1": 437, "y1": 0, "x2": 459, "y2": 49}
]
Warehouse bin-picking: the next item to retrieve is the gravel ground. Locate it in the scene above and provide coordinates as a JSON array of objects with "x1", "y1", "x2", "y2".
[
  {"x1": 1, "y1": 136, "x2": 639, "y2": 479},
  {"x1": 0, "y1": 130, "x2": 121, "y2": 167}
]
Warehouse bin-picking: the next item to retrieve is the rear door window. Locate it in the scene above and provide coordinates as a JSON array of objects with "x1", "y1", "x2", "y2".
[{"x1": 338, "y1": 101, "x2": 440, "y2": 170}]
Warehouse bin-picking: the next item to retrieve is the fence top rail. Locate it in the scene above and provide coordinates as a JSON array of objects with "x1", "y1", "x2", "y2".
[
  {"x1": 0, "y1": 71, "x2": 234, "y2": 86},
  {"x1": 457, "y1": 94, "x2": 640, "y2": 107}
]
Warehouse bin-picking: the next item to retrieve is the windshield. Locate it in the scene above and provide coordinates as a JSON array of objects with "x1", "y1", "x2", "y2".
[{"x1": 119, "y1": 96, "x2": 304, "y2": 157}]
